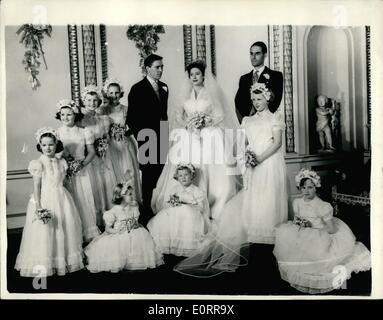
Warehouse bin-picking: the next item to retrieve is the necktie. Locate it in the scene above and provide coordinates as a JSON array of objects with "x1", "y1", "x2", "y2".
[
  {"x1": 252, "y1": 70, "x2": 259, "y2": 84},
  {"x1": 152, "y1": 80, "x2": 160, "y2": 100}
]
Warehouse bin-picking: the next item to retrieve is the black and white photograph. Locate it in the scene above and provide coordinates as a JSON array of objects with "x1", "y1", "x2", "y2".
[{"x1": 1, "y1": 0, "x2": 382, "y2": 302}]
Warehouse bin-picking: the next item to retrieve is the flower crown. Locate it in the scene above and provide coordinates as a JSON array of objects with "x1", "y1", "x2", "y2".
[
  {"x1": 56, "y1": 99, "x2": 80, "y2": 114},
  {"x1": 250, "y1": 83, "x2": 271, "y2": 101},
  {"x1": 35, "y1": 127, "x2": 58, "y2": 143},
  {"x1": 102, "y1": 78, "x2": 124, "y2": 94},
  {"x1": 174, "y1": 163, "x2": 196, "y2": 179},
  {"x1": 120, "y1": 179, "x2": 134, "y2": 196},
  {"x1": 295, "y1": 168, "x2": 321, "y2": 188},
  {"x1": 81, "y1": 85, "x2": 102, "y2": 103}
]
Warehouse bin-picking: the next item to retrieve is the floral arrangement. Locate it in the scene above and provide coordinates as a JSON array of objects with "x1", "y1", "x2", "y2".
[
  {"x1": 94, "y1": 137, "x2": 109, "y2": 158},
  {"x1": 237, "y1": 146, "x2": 258, "y2": 169},
  {"x1": 295, "y1": 168, "x2": 322, "y2": 188},
  {"x1": 250, "y1": 82, "x2": 272, "y2": 101},
  {"x1": 34, "y1": 208, "x2": 52, "y2": 224},
  {"x1": 167, "y1": 194, "x2": 182, "y2": 207},
  {"x1": 244, "y1": 147, "x2": 258, "y2": 168},
  {"x1": 66, "y1": 155, "x2": 82, "y2": 177},
  {"x1": 186, "y1": 112, "x2": 213, "y2": 132},
  {"x1": 119, "y1": 218, "x2": 139, "y2": 233},
  {"x1": 110, "y1": 123, "x2": 130, "y2": 142},
  {"x1": 126, "y1": 25, "x2": 165, "y2": 73},
  {"x1": 16, "y1": 24, "x2": 52, "y2": 90},
  {"x1": 293, "y1": 216, "x2": 312, "y2": 229}
]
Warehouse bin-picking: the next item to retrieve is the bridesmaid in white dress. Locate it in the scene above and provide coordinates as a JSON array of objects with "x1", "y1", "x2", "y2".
[
  {"x1": 239, "y1": 83, "x2": 288, "y2": 244},
  {"x1": 56, "y1": 99, "x2": 100, "y2": 241},
  {"x1": 85, "y1": 182, "x2": 163, "y2": 272},
  {"x1": 152, "y1": 61, "x2": 239, "y2": 225},
  {"x1": 80, "y1": 85, "x2": 117, "y2": 225},
  {"x1": 100, "y1": 78, "x2": 142, "y2": 204},
  {"x1": 15, "y1": 127, "x2": 84, "y2": 276},
  {"x1": 273, "y1": 168, "x2": 371, "y2": 294},
  {"x1": 147, "y1": 164, "x2": 210, "y2": 257}
]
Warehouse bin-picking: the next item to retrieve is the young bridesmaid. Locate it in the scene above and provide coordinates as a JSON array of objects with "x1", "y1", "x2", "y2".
[
  {"x1": 147, "y1": 164, "x2": 209, "y2": 257},
  {"x1": 84, "y1": 182, "x2": 163, "y2": 272},
  {"x1": 15, "y1": 127, "x2": 84, "y2": 277},
  {"x1": 56, "y1": 99, "x2": 100, "y2": 241},
  {"x1": 100, "y1": 78, "x2": 142, "y2": 203},
  {"x1": 273, "y1": 168, "x2": 371, "y2": 294},
  {"x1": 80, "y1": 85, "x2": 117, "y2": 224}
]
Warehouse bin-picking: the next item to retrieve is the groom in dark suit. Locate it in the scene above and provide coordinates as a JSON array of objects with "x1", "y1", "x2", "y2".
[
  {"x1": 127, "y1": 54, "x2": 168, "y2": 225},
  {"x1": 235, "y1": 41, "x2": 283, "y2": 122}
]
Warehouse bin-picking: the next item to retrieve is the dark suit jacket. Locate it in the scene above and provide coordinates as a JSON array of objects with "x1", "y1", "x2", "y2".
[
  {"x1": 126, "y1": 77, "x2": 168, "y2": 166},
  {"x1": 235, "y1": 66, "x2": 283, "y2": 122}
]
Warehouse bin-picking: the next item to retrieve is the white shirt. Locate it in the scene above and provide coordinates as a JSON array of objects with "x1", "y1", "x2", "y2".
[
  {"x1": 253, "y1": 65, "x2": 265, "y2": 77},
  {"x1": 146, "y1": 75, "x2": 159, "y2": 89}
]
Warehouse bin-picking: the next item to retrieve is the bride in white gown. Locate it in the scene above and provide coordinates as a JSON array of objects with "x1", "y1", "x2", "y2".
[{"x1": 151, "y1": 60, "x2": 240, "y2": 226}]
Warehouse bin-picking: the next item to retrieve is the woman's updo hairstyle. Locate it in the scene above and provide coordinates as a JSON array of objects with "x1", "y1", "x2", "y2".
[{"x1": 186, "y1": 60, "x2": 206, "y2": 77}]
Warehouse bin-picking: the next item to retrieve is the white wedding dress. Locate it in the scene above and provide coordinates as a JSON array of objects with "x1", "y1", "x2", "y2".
[{"x1": 152, "y1": 82, "x2": 239, "y2": 224}]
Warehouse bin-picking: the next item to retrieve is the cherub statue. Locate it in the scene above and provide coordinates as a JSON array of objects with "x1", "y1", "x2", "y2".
[{"x1": 316, "y1": 95, "x2": 335, "y2": 152}]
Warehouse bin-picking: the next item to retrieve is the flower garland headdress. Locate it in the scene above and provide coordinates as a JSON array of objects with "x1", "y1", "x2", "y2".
[
  {"x1": 250, "y1": 82, "x2": 271, "y2": 102},
  {"x1": 35, "y1": 126, "x2": 58, "y2": 143},
  {"x1": 56, "y1": 99, "x2": 80, "y2": 114},
  {"x1": 81, "y1": 85, "x2": 102, "y2": 103},
  {"x1": 295, "y1": 168, "x2": 321, "y2": 188},
  {"x1": 120, "y1": 179, "x2": 134, "y2": 196},
  {"x1": 102, "y1": 78, "x2": 124, "y2": 95},
  {"x1": 173, "y1": 163, "x2": 196, "y2": 180}
]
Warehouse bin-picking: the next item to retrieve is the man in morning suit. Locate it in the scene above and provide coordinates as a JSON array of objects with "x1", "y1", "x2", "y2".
[
  {"x1": 127, "y1": 54, "x2": 168, "y2": 225},
  {"x1": 235, "y1": 41, "x2": 283, "y2": 122}
]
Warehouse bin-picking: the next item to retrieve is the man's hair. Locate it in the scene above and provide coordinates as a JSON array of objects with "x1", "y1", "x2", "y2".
[
  {"x1": 144, "y1": 54, "x2": 163, "y2": 68},
  {"x1": 250, "y1": 41, "x2": 268, "y2": 54}
]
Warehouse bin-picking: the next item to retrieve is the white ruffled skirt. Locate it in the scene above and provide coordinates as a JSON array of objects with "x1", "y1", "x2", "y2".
[
  {"x1": 273, "y1": 218, "x2": 371, "y2": 294},
  {"x1": 147, "y1": 204, "x2": 207, "y2": 257},
  {"x1": 84, "y1": 227, "x2": 163, "y2": 272},
  {"x1": 15, "y1": 187, "x2": 84, "y2": 277}
]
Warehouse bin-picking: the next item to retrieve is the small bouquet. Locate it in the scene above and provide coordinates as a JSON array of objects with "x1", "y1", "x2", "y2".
[
  {"x1": 244, "y1": 147, "x2": 258, "y2": 168},
  {"x1": 119, "y1": 218, "x2": 139, "y2": 233},
  {"x1": 126, "y1": 217, "x2": 139, "y2": 232},
  {"x1": 293, "y1": 216, "x2": 312, "y2": 229},
  {"x1": 34, "y1": 208, "x2": 52, "y2": 224},
  {"x1": 94, "y1": 137, "x2": 109, "y2": 158},
  {"x1": 167, "y1": 194, "x2": 182, "y2": 207},
  {"x1": 186, "y1": 112, "x2": 213, "y2": 132},
  {"x1": 110, "y1": 123, "x2": 131, "y2": 142},
  {"x1": 66, "y1": 155, "x2": 82, "y2": 177}
]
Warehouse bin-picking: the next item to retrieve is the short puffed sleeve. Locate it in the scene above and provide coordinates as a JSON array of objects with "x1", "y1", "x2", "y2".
[
  {"x1": 130, "y1": 206, "x2": 140, "y2": 219},
  {"x1": 318, "y1": 200, "x2": 334, "y2": 221},
  {"x1": 240, "y1": 116, "x2": 250, "y2": 128},
  {"x1": 103, "y1": 208, "x2": 116, "y2": 227},
  {"x1": 83, "y1": 127, "x2": 95, "y2": 145},
  {"x1": 292, "y1": 198, "x2": 300, "y2": 216},
  {"x1": 271, "y1": 112, "x2": 286, "y2": 131},
  {"x1": 28, "y1": 160, "x2": 43, "y2": 177}
]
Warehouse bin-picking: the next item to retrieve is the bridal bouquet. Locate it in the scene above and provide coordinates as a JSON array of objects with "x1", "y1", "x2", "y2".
[
  {"x1": 293, "y1": 216, "x2": 312, "y2": 229},
  {"x1": 66, "y1": 155, "x2": 82, "y2": 177},
  {"x1": 167, "y1": 194, "x2": 182, "y2": 207},
  {"x1": 34, "y1": 208, "x2": 52, "y2": 224},
  {"x1": 110, "y1": 123, "x2": 130, "y2": 142},
  {"x1": 94, "y1": 137, "x2": 109, "y2": 158},
  {"x1": 186, "y1": 112, "x2": 213, "y2": 132}
]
